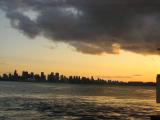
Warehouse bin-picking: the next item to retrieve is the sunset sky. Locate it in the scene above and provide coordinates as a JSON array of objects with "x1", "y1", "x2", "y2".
[{"x1": 1, "y1": 0, "x2": 160, "y2": 82}]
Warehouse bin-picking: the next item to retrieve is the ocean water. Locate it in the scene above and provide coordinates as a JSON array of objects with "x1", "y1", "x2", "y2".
[{"x1": 0, "y1": 81, "x2": 159, "y2": 120}]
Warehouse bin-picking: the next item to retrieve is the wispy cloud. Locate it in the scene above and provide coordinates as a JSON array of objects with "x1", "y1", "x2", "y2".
[
  {"x1": 43, "y1": 45, "x2": 56, "y2": 50},
  {"x1": 97, "y1": 75, "x2": 133, "y2": 79},
  {"x1": 0, "y1": 62, "x2": 7, "y2": 65},
  {"x1": 132, "y1": 74, "x2": 143, "y2": 77},
  {"x1": 97, "y1": 74, "x2": 143, "y2": 79}
]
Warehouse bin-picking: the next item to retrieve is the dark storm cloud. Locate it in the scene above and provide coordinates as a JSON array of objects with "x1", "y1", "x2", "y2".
[
  {"x1": 6, "y1": 10, "x2": 40, "y2": 38},
  {"x1": 1, "y1": 0, "x2": 160, "y2": 55}
]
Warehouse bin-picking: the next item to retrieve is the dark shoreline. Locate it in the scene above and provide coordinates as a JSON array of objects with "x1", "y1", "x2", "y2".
[
  {"x1": 0, "y1": 70, "x2": 156, "y2": 87},
  {"x1": 0, "y1": 79, "x2": 156, "y2": 87}
]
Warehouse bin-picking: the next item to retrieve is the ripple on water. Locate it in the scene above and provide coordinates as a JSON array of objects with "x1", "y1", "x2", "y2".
[{"x1": 0, "y1": 81, "x2": 158, "y2": 120}]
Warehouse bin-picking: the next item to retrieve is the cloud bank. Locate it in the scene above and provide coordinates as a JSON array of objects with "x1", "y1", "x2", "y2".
[{"x1": 1, "y1": 0, "x2": 160, "y2": 55}]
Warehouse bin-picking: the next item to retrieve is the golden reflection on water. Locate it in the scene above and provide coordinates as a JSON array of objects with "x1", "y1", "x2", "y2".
[{"x1": 0, "y1": 81, "x2": 159, "y2": 119}]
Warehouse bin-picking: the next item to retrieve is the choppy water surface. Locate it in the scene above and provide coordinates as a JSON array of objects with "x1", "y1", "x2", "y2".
[{"x1": 0, "y1": 81, "x2": 159, "y2": 120}]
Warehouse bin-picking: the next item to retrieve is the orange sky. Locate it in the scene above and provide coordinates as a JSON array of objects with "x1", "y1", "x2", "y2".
[
  {"x1": 0, "y1": 10, "x2": 160, "y2": 82},
  {"x1": 1, "y1": 36, "x2": 160, "y2": 82}
]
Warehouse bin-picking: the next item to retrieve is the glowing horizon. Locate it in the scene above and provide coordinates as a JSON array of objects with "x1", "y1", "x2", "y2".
[{"x1": 1, "y1": 1, "x2": 160, "y2": 82}]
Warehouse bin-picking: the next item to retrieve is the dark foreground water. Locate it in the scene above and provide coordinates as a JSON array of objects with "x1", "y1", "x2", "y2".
[{"x1": 0, "y1": 81, "x2": 159, "y2": 120}]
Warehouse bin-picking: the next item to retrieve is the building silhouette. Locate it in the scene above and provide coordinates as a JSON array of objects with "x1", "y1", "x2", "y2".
[{"x1": 0, "y1": 70, "x2": 156, "y2": 86}]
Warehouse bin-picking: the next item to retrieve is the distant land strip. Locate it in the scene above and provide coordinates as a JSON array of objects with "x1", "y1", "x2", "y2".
[{"x1": 0, "y1": 70, "x2": 155, "y2": 86}]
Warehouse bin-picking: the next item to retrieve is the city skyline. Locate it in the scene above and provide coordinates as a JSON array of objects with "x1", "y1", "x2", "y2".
[
  {"x1": 1, "y1": 1, "x2": 160, "y2": 82},
  {"x1": 0, "y1": 70, "x2": 155, "y2": 86},
  {"x1": 1, "y1": 1, "x2": 160, "y2": 119}
]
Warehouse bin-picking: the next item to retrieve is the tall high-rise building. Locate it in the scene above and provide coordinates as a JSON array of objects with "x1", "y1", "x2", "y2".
[
  {"x1": 40, "y1": 72, "x2": 46, "y2": 81},
  {"x1": 14, "y1": 70, "x2": 18, "y2": 77},
  {"x1": 55, "y1": 73, "x2": 59, "y2": 82},
  {"x1": 22, "y1": 71, "x2": 29, "y2": 80},
  {"x1": 156, "y1": 74, "x2": 160, "y2": 103},
  {"x1": 13, "y1": 70, "x2": 18, "y2": 80}
]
